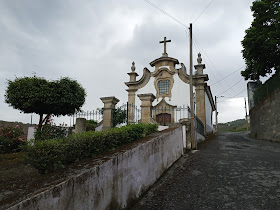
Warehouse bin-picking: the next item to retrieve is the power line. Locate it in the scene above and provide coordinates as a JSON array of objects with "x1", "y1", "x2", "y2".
[
  {"x1": 210, "y1": 65, "x2": 245, "y2": 86},
  {"x1": 193, "y1": 0, "x2": 215, "y2": 23},
  {"x1": 143, "y1": 0, "x2": 188, "y2": 29},
  {"x1": 217, "y1": 78, "x2": 244, "y2": 96},
  {"x1": 193, "y1": 34, "x2": 228, "y2": 81},
  {"x1": 192, "y1": 36, "x2": 227, "y2": 93},
  {"x1": 219, "y1": 88, "x2": 247, "y2": 103},
  {"x1": 192, "y1": 34, "x2": 245, "y2": 97}
]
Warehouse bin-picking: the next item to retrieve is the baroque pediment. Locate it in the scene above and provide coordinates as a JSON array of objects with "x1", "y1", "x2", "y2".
[{"x1": 153, "y1": 98, "x2": 177, "y2": 110}]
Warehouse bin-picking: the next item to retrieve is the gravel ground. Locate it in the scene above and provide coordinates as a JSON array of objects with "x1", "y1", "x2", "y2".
[{"x1": 132, "y1": 132, "x2": 280, "y2": 210}]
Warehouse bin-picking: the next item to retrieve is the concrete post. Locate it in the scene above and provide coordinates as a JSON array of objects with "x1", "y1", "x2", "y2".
[
  {"x1": 138, "y1": 93, "x2": 156, "y2": 123},
  {"x1": 75, "y1": 118, "x2": 86, "y2": 133},
  {"x1": 179, "y1": 118, "x2": 191, "y2": 150},
  {"x1": 100, "y1": 96, "x2": 119, "y2": 130}
]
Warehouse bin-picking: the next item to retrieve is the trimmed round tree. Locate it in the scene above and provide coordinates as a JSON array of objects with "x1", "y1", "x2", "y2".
[{"x1": 5, "y1": 76, "x2": 86, "y2": 130}]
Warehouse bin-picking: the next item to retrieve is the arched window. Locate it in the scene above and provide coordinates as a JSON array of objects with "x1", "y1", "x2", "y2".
[{"x1": 158, "y1": 80, "x2": 171, "y2": 95}]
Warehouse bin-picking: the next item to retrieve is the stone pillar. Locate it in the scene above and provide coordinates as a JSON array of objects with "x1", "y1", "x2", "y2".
[
  {"x1": 126, "y1": 62, "x2": 139, "y2": 123},
  {"x1": 75, "y1": 118, "x2": 86, "y2": 133},
  {"x1": 138, "y1": 93, "x2": 156, "y2": 123},
  {"x1": 100, "y1": 96, "x2": 119, "y2": 130},
  {"x1": 194, "y1": 53, "x2": 206, "y2": 135}
]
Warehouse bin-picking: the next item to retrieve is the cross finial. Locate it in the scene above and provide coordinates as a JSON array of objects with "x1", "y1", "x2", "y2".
[{"x1": 159, "y1": 37, "x2": 171, "y2": 57}]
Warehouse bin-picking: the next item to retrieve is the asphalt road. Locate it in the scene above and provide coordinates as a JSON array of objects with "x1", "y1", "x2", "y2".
[{"x1": 132, "y1": 132, "x2": 280, "y2": 210}]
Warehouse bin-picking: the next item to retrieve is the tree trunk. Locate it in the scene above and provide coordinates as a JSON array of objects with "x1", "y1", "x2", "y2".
[
  {"x1": 38, "y1": 114, "x2": 51, "y2": 131},
  {"x1": 38, "y1": 114, "x2": 44, "y2": 131}
]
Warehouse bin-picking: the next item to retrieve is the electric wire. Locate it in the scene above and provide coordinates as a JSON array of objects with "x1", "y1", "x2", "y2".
[
  {"x1": 217, "y1": 78, "x2": 244, "y2": 96},
  {"x1": 193, "y1": 0, "x2": 215, "y2": 23},
  {"x1": 210, "y1": 65, "x2": 245, "y2": 86},
  {"x1": 219, "y1": 88, "x2": 247, "y2": 103},
  {"x1": 193, "y1": 34, "x2": 228, "y2": 81},
  {"x1": 192, "y1": 34, "x2": 245, "y2": 96},
  {"x1": 143, "y1": 0, "x2": 188, "y2": 29},
  {"x1": 192, "y1": 36, "x2": 227, "y2": 93},
  {"x1": 143, "y1": 0, "x2": 244, "y2": 99}
]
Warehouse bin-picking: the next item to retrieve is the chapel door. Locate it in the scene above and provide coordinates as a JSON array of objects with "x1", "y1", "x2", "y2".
[{"x1": 156, "y1": 113, "x2": 171, "y2": 125}]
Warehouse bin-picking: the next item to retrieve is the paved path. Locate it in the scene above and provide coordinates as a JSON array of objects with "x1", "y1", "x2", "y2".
[{"x1": 132, "y1": 132, "x2": 280, "y2": 210}]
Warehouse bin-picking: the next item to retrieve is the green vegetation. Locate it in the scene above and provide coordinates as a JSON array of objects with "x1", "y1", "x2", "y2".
[
  {"x1": 5, "y1": 76, "x2": 86, "y2": 131},
  {"x1": 99, "y1": 107, "x2": 127, "y2": 127},
  {"x1": 23, "y1": 123, "x2": 158, "y2": 174},
  {"x1": 86, "y1": 120, "x2": 98, "y2": 131},
  {"x1": 253, "y1": 72, "x2": 280, "y2": 104},
  {"x1": 241, "y1": 0, "x2": 280, "y2": 80},
  {"x1": 0, "y1": 126, "x2": 26, "y2": 154},
  {"x1": 113, "y1": 107, "x2": 127, "y2": 127},
  {"x1": 218, "y1": 119, "x2": 249, "y2": 133},
  {"x1": 35, "y1": 124, "x2": 68, "y2": 141}
]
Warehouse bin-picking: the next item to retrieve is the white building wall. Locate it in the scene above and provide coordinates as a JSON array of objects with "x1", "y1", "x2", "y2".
[{"x1": 205, "y1": 93, "x2": 214, "y2": 133}]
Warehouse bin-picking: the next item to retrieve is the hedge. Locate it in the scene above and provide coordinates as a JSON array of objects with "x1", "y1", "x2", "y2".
[{"x1": 24, "y1": 123, "x2": 158, "y2": 174}]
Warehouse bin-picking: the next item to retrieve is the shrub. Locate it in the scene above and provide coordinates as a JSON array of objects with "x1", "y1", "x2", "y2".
[
  {"x1": 24, "y1": 123, "x2": 158, "y2": 174},
  {"x1": 86, "y1": 120, "x2": 97, "y2": 131},
  {"x1": 34, "y1": 124, "x2": 67, "y2": 141},
  {"x1": 0, "y1": 125, "x2": 26, "y2": 154}
]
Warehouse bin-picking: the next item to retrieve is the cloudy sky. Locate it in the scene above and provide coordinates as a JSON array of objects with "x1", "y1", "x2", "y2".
[{"x1": 0, "y1": 0, "x2": 256, "y2": 125}]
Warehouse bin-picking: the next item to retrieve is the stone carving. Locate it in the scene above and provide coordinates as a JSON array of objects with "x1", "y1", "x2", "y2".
[
  {"x1": 131, "y1": 61, "x2": 136, "y2": 72},
  {"x1": 197, "y1": 52, "x2": 202, "y2": 64}
]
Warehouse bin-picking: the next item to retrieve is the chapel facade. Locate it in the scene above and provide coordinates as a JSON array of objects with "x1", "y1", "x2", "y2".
[{"x1": 125, "y1": 37, "x2": 215, "y2": 134}]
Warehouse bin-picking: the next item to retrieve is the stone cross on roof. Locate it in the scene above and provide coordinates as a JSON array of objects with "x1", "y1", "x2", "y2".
[{"x1": 159, "y1": 37, "x2": 171, "y2": 57}]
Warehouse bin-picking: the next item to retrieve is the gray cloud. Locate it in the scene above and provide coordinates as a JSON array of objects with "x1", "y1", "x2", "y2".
[{"x1": 0, "y1": 0, "x2": 255, "y2": 124}]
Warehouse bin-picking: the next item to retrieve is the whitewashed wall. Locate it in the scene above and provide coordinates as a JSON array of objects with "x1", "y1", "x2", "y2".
[
  {"x1": 205, "y1": 93, "x2": 214, "y2": 133},
  {"x1": 8, "y1": 128, "x2": 184, "y2": 210}
]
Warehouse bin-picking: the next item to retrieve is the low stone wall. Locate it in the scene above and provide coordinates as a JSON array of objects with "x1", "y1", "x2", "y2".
[
  {"x1": 8, "y1": 127, "x2": 184, "y2": 210},
  {"x1": 250, "y1": 88, "x2": 280, "y2": 141}
]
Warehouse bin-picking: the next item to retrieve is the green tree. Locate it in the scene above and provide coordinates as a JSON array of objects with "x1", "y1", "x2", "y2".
[
  {"x1": 241, "y1": 0, "x2": 280, "y2": 80},
  {"x1": 113, "y1": 107, "x2": 127, "y2": 127},
  {"x1": 5, "y1": 76, "x2": 86, "y2": 130},
  {"x1": 99, "y1": 107, "x2": 127, "y2": 127}
]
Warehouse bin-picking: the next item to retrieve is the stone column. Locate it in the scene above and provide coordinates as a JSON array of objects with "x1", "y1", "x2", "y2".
[
  {"x1": 100, "y1": 96, "x2": 119, "y2": 130},
  {"x1": 194, "y1": 53, "x2": 207, "y2": 135},
  {"x1": 138, "y1": 93, "x2": 156, "y2": 123},
  {"x1": 127, "y1": 89, "x2": 137, "y2": 123},
  {"x1": 75, "y1": 118, "x2": 86, "y2": 133},
  {"x1": 126, "y1": 62, "x2": 139, "y2": 123}
]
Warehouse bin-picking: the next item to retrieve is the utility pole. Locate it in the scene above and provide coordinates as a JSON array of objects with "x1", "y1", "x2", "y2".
[
  {"x1": 215, "y1": 96, "x2": 224, "y2": 132},
  {"x1": 244, "y1": 97, "x2": 249, "y2": 131},
  {"x1": 215, "y1": 96, "x2": 218, "y2": 132},
  {"x1": 189, "y1": 23, "x2": 196, "y2": 150}
]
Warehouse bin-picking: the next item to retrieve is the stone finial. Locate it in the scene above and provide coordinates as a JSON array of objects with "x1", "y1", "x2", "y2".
[
  {"x1": 131, "y1": 61, "x2": 136, "y2": 72},
  {"x1": 197, "y1": 53, "x2": 202, "y2": 64}
]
